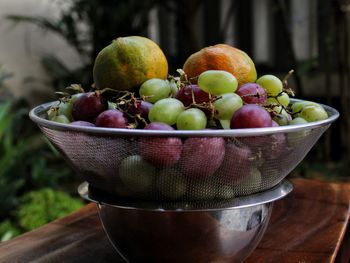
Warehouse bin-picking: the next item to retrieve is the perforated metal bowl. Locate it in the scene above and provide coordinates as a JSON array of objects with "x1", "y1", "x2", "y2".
[{"x1": 29, "y1": 99, "x2": 339, "y2": 202}]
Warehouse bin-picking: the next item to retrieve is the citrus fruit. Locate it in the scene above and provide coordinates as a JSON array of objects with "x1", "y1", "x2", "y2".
[
  {"x1": 93, "y1": 36, "x2": 168, "y2": 91},
  {"x1": 183, "y1": 44, "x2": 257, "y2": 86}
]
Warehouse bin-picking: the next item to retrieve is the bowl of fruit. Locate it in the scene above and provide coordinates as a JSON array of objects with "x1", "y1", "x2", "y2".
[
  {"x1": 30, "y1": 36, "x2": 339, "y2": 203},
  {"x1": 30, "y1": 36, "x2": 339, "y2": 262}
]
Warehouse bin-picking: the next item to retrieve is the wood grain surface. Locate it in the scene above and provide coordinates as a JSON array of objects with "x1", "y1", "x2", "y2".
[
  {"x1": 245, "y1": 178, "x2": 350, "y2": 263},
  {"x1": 0, "y1": 178, "x2": 349, "y2": 263}
]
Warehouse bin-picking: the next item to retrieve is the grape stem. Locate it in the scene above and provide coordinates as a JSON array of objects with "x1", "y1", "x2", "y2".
[
  {"x1": 282, "y1": 69, "x2": 296, "y2": 96},
  {"x1": 191, "y1": 89, "x2": 196, "y2": 105},
  {"x1": 66, "y1": 84, "x2": 84, "y2": 93},
  {"x1": 55, "y1": 83, "x2": 84, "y2": 101}
]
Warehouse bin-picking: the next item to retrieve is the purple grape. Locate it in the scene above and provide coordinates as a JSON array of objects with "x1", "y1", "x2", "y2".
[
  {"x1": 239, "y1": 120, "x2": 286, "y2": 149},
  {"x1": 231, "y1": 104, "x2": 272, "y2": 129},
  {"x1": 238, "y1": 136, "x2": 268, "y2": 148},
  {"x1": 179, "y1": 137, "x2": 225, "y2": 178},
  {"x1": 144, "y1": 122, "x2": 174, "y2": 130},
  {"x1": 95, "y1": 109, "x2": 128, "y2": 128},
  {"x1": 72, "y1": 92, "x2": 107, "y2": 121},
  {"x1": 236, "y1": 83, "x2": 267, "y2": 104},
  {"x1": 70, "y1": 121, "x2": 95, "y2": 127},
  {"x1": 139, "y1": 123, "x2": 182, "y2": 166},
  {"x1": 175, "y1": 84, "x2": 210, "y2": 107},
  {"x1": 216, "y1": 144, "x2": 252, "y2": 185},
  {"x1": 127, "y1": 100, "x2": 153, "y2": 119}
]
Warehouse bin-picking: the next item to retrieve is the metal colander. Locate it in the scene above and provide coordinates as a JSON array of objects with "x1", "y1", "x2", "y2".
[{"x1": 29, "y1": 100, "x2": 339, "y2": 202}]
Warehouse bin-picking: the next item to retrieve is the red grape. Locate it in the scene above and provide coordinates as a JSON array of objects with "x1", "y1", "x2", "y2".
[
  {"x1": 216, "y1": 144, "x2": 252, "y2": 185},
  {"x1": 179, "y1": 137, "x2": 225, "y2": 178},
  {"x1": 72, "y1": 92, "x2": 107, "y2": 121},
  {"x1": 127, "y1": 100, "x2": 153, "y2": 119},
  {"x1": 139, "y1": 123, "x2": 182, "y2": 166},
  {"x1": 236, "y1": 83, "x2": 267, "y2": 104},
  {"x1": 96, "y1": 109, "x2": 128, "y2": 128},
  {"x1": 143, "y1": 122, "x2": 173, "y2": 130},
  {"x1": 175, "y1": 84, "x2": 210, "y2": 107},
  {"x1": 230, "y1": 104, "x2": 272, "y2": 129}
]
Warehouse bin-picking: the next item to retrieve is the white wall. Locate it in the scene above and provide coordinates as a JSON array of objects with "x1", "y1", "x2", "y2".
[{"x1": 0, "y1": 0, "x2": 81, "y2": 100}]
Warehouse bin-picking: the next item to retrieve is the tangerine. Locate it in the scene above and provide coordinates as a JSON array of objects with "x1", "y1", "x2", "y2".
[
  {"x1": 93, "y1": 36, "x2": 168, "y2": 91},
  {"x1": 183, "y1": 44, "x2": 257, "y2": 86}
]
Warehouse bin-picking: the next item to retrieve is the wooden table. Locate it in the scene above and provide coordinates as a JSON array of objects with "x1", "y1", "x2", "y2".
[{"x1": 0, "y1": 178, "x2": 349, "y2": 263}]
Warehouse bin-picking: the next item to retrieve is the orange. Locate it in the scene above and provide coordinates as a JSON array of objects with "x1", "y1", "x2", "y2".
[
  {"x1": 93, "y1": 36, "x2": 168, "y2": 91},
  {"x1": 183, "y1": 44, "x2": 257, "y2": 86}
]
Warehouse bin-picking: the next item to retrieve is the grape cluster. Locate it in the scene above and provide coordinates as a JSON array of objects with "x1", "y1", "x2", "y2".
[{"x1": 47, "y1": 71, "x2": 328, "y2": 131}]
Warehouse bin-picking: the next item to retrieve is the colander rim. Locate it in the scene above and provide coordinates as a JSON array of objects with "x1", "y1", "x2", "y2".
[
  {"x1": 78, "y1": 179, "x2": 293, "y2": 211},
  {"x1": 29, "y1": 99, "x2": 339, "y2": 137}
]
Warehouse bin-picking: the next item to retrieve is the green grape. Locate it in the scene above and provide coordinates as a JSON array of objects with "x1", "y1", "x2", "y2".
[
  {"x1": 216, "y1": 184, "x2": 235, "y2": 199},
  {"x1": 139, "y1": 78, "x2": 171, "y2": 103},
  {"x1": 214, "y1": 93, "x2": 243, "y2": 120},
  {"x1": 51, "y1": 115, "x2": 70, "y2": 124},
  {"x1": 273, "y1": 115, "x2": 289, "y2": 126},
  {"x1": 156, "y1": 168, "x2": 187, "y2": 199},
  {"x1": 50, "y1": 94, "x2": 84, "y2": 121},
  {"x1": 198, "y1": 70, "x2": 238, "y2": 95},
  {"x1": 119, "y1": 155, "x2": 156, "y2": 193},
  {"x1": 291, "y1": 101, "x2": 328, "y2": 122},
  {"x1": 219, "y1": 119, "x2": 230, "y2": 129},
  {"x1": 149, "y1": 98, "x2": 184, "y2": 125},
  {"x1": 272, "y1": 105, "x2": 289, "y2": 117},
  {"x1": 256, "y1": 74, "x2": 283, "y2": 96},
  {"x1": 47, "y1": 102, "x2": 59, "y2": 120},
  {"x1": 71, "y1": 93, "x2": 84, "y2": 104},
  {"x1": 272, "y1": 105, "x2": 291, "y2": 126},
  {"x1": 267, "y1": 92, "x2": 290, "y2": 107},
  {"x1": 236, "y1": 167, "x2": 262, "y2": 195},
  {"x1": 300, "y1": 105, "x2": 328, "y2": 122},
  {"x1": 58, "y1": 102, "x2": 73, "y2": 121},
  {"x1": 188, "y1": 182, "x2": 218, "y2": 200},
  {"x1": 166, "y1": 80, "x2": 179, "y2": 97},
  {"x1": 291, "y1": 101, "x2": 319, "y2": 115},
  {"x1": 289, "y1": 117, "x2": 308, "y2": 125},
  {"x1": 176, "y1": 108, "x2": 207, "y2": 130}
]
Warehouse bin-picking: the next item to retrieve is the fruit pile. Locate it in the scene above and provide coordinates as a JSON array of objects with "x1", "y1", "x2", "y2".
[{"x1": 43, "y1": 36, "x2": 330, "y2": 200}]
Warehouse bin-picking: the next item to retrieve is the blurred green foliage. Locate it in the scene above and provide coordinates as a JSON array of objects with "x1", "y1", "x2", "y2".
[
  {"x1": 0, "y1": 220, "x2": 20, "y2": 242},
  {"x1": 0, "y1": 189, "x2": 83, "y2": 242},
  {"x1": 0, "y1": 66, "x2": 82, "y2": 242},
  {"x1": 16, "y1": 188, "x2": 83, "y2": 231},
  {"x1": 0, "y1": 99, "x2": 74, "y2": 218}
]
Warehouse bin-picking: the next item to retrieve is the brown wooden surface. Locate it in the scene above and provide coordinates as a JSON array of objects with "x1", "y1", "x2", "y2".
[
  {"x1": 0, "y1": 178, "x2": 349, "y2": 263},
  {"x1": 246, "y1": 178, "x2": 350, "y2": 263}
]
